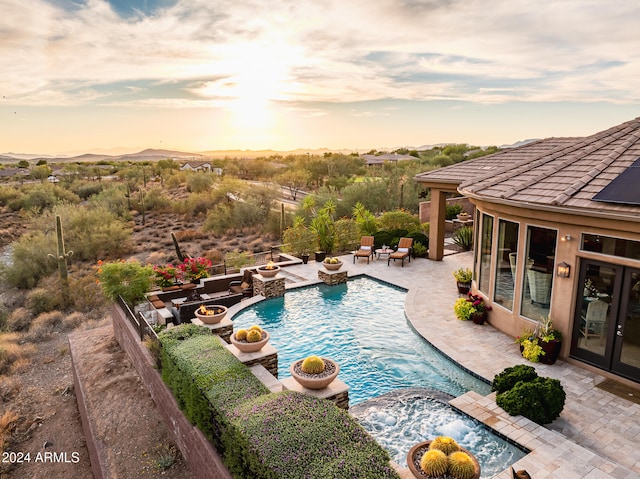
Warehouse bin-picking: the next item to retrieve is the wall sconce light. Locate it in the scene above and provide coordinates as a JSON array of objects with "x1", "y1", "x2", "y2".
[
  {"x1": 557, "y1": 262, "x2": 571, "y2": 278},
  {"x1": 561, "y1": 234, "x2": 572, "y2": 242}
]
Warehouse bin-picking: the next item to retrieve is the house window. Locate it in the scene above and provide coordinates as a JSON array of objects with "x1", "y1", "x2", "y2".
[
  {"x1": 494, "y1": 220, "x2": 519, "y2": 311},
  {"x1": 521, "y1": 226, "x2": 557, "y2": 320},
  {"x1": 581, "y1": 234, "x2": 640, "y2": 261},
  {"x1": 478, "y1": 213, "x2": 494, "y2": 295}
]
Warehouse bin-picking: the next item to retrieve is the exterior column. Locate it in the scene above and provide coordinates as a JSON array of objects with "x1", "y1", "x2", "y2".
[{"x1": 428, "y1": 189, "x2": 447, "y2": 261}]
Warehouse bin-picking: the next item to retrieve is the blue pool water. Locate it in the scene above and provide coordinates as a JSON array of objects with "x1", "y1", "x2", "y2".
[{"x1": 231, "y1": 276, "x2": 526, "y2": 475}]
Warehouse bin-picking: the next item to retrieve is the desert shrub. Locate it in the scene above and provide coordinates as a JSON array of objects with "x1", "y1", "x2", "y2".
[
  {"x1": 0, "y1": 376, "x2": 20, "y2": 401},
  {"x1": 373, "y1": 228, "x2": 408, "y2": 249},
  {"x1": 491, "y1": 364, "x2": 538, "y2": 394},
  {"x1": 225, "y1": 250, "x2": 253, "y2": 269},
  {"x1": 5, "y1": 232, "x2": 57, "y2": 288},
  {"x1": 445, "y1": 203, "x2": 463, "y2": 220},
  {"x1": 26, "y1": 287, "x2": 63, "y2": 315},
  {"x1": 6, "y1": 308, "x2": 32, "y2": 332},
  {"x1": 496, "y1": 377, "x2": 566, "y2": 425},
  {"x1": 0, "y1": 186, "x2": 23, "y2": 207},
  {"x1": 61, "y1": 312, "x2": 86, "y2": 331},
  {"x1": 6, "y1": 184, "x2": 80, "y2": 212},
  {"x1": 25, "y1": 311, "x2": 64, "y2": 342},
  {"x1": 0, "y1": 334, "x2": 33, "y2": 374},
  {"x1": 176, "y1": 190, "x2": 223, "y2": 216},
  {"x1": 68, "y1": 273, "x2": 108, "y2": 318},
  {"x1": 142, "y1": 185, "x2": 172, "y2": 211},
  {"x1": 232, "y1": 201, "x2": 263, "y2": 229},
  {"x1": 35, "y1": 203, "x2": 133, "y2": 261},
  {"x1": 0, "y1": 302, "x2": 7, "y2": 331},
  {"x1": 203, "y1": 203, "x2": 233, "y2": 234},
  {"x1": 89, "y1": 184, "x2": 131, "y2": 219},
  {"x1": 406, "y1": 231, "x2": 429, "y2": 249},
  {"x1": 186, "y1": 173, "x2": 213, "y2": 193},
  {"x1": 72, "y1": 181, "x2": 105, "y2": 200},
  {"x1": 0, "y1": 410, "x2": 20, "y2": 450},
  {"x1": 376, "y1": 209, "x2": 421, "y2": 232}
]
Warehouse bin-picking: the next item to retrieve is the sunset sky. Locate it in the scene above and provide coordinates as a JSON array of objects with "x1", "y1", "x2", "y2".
[{"x1": 2, "y1": 0, "x2": 640, "y2": 155}]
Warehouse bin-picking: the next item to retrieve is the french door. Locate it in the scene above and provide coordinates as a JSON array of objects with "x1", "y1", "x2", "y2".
[{"x1": 571, "y1": 259, "x2": 640, "y2": 383}]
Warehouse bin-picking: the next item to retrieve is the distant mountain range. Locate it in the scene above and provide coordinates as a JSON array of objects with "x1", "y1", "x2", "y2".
[{"x1": 0, "y1": 140, "x2": 539, "y2": 163}]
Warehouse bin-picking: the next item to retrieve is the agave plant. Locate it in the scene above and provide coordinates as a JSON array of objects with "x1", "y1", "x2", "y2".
[{"x1": 453, "y1": 226, "x2": 474, "y2": 251}]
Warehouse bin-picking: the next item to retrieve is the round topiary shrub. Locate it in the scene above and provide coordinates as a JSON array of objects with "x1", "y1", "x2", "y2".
[
  {"x1": 496, "y1": 376, "x2": 566, "y2": 425},
  {"x1": 491, "y1": 364, "x2": 538, "y2": 394}
]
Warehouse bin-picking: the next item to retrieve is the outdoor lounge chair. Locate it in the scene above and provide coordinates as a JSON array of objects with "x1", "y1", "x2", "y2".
[
  {"x1": 388, "y1": 237, "x2": 413, "y2": 267},
  {"x1": 229, "y1": 269, "x2": 254, "y2": 297},
  {"x1": 353, "y1": 236, "x2": 375, "y2": 263}
]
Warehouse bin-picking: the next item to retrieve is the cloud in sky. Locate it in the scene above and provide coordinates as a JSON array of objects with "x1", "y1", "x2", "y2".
[{"x1": 2, "y1": 0, "x2": 640, "y2": 152}]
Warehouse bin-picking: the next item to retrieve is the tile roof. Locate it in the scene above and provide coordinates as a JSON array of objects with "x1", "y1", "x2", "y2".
[{"x1": 414, "y1": 117, "x2": 640, "y2": 218}]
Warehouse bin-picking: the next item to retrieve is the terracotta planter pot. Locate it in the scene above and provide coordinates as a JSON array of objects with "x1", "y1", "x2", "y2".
[
  {"x1": 407, "y1": 440, "x2": 480, "y2": 479},
  {"x1": 290, "y1": 358, "x2": 339, "y2": 390},
  {"x1": 230, "y1": 331, "x2": 270, "y2": 353},
  {"x1": 194, "y1": 305, "x2": 228, "y2": 324},
  {"x1": 322, "y1": 261, "x2": 343, "y2": 271}
]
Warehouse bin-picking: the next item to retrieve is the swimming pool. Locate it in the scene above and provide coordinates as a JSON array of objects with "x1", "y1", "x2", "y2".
[{"x1": 231, "y1": 276, "x2": 526, "y2": 474}]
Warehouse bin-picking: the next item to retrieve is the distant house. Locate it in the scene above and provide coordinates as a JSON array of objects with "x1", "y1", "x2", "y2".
[
  {"x1": 180, "y1": 161, "x2": 215, "y2": 173},
  {"x1": 415, "y1": 117, "x2": 640, "y2": 385},
  {"x1": 362, "y1": 153, "x2": 416, "y2": 166}
]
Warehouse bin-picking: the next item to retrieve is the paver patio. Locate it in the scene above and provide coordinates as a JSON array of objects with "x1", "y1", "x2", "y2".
[{"x1": 227, "y1": 252, "x2": 640, "y2": 478}]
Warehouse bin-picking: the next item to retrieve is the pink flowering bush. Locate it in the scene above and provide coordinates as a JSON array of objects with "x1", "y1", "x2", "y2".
[
  {"x1": 178, "y1": 257, "x2": 212, "y2": 282},
  {"x1": 153, "y1": 264, "x2": 181, "y2": 287}
]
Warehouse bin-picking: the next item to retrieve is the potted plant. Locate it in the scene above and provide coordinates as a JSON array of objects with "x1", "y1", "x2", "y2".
[
  {"x1": 322, "y1": 256, "x2": 343, "y2": 271},
  {"x1": 452, "y1": 268, "x2": 472, "y2": 294},
  {"x1": 454, "y1": 293, "x2": 492, "y2": 324},
  {"x1": 178, "y1": 257, "x2": 212, "y2": 283},
  {"x1": 230, "y1": 325, "x2": 270, "y2": 353},
  {"x1": 407, "y1": 435, "x2": 480, "y2": 479},
  {"x1": 537, "y1": 316, "x2": 563, "y2": 364},
  {"x1": 153, "y1": 263, "x2": 181, "y2": 288},
  {"x1": 290, "y1": 355, "x2": 339, "y2": 390},
  {"x1": 516, "y1": 317, "x2": 563, "y2": 364}
]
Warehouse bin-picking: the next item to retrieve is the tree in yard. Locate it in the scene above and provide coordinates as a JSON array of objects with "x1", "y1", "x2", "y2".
[{"x1": 277, "y1": 170, "x2": 309, "y2": 201}]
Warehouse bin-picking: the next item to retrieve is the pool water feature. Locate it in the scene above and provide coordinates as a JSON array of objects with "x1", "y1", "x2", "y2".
[{"x1": 231, "y1": 276, "x2": 526, "y2": 474}]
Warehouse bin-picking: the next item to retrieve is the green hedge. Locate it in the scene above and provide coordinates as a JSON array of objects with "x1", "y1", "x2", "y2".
[
  {"x1": 159, "y1": 324, "x2": 400, "y2": 479},
  {"x1": 229, "y1": 391, "x2": 399, "y2": 478}
]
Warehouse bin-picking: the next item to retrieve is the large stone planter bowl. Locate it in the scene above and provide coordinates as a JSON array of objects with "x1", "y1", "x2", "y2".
[
  {"x1": 194, "y1": 305, "x2": 228, "y2": 324},
  {"x1": 257, "y1": 265, "x2": 280, "y2": 278},
  {"x1": 290, "y1": 358, "x2": 339, "y2": 390},
  {"x1": 322, "y1": 261, "x2": 343, "y2": 271},
  {"x1": 230, "y1": 331, "x2": 270, "y2": 353},
  {"x1": 407, "y1": 440, "x2": 480, "y2": 479}
]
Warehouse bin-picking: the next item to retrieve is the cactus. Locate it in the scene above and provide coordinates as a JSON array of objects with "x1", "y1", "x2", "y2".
[
  {"x1": 249, "y1": 325, "x2": 263, "y2": 333},
  {"x1": 448, "y1": 451, "x2": 477, "y2": 479},
  {"x1": 235, "y1": 329, "x2": 248, "y2": 341},
  {"x1": 246, "y1": 329, "x2": 262, "y2": 343},
  {"x1": 48, "y1": 215, "x2": 73, "y2": 305},
  {"x1": 419, "y1": 449, "x2": 448, "y2": 477},
  {"x1": 171, "y1": 232, "x2": 185, "y2": 262},
  {"x1": 429, "y1": 436, "x2": 460, "y2": 455},
  {"x1": 301, "y1": 355, "x2": 325, "y2": 374}
]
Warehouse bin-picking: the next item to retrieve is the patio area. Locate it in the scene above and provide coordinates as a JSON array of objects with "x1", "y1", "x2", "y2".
[{"x1": 230, "y1": 251, "x2": 640, "y2": 478}]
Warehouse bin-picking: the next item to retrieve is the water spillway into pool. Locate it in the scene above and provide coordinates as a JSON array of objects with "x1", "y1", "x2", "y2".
[{"x1": 231, "y1": 276, "x2": 526, "y2": 476}]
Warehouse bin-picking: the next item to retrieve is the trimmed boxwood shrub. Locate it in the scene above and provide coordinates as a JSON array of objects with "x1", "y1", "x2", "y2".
[
  {"x1": 496, "y1": 377, "x2": 566, "y2": 425},
  {"x1": 491, "y1": 364, "x2": 538, "y2": 394},
  {"x1": 229, "y1": 391, "x2": 399, "y2": 479},
  {"x1": 492, "y1": 364, "x2": 565, "y2": 425}
]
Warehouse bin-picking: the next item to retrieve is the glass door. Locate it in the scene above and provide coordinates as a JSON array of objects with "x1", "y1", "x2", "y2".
[
  {"x1": 572, "y1": 261, "x2": 640, "y2": 383},
  {"x1": 572, "y1": 260, "x2": 621, "y2": 369},
  {"x1": 612, "y1": 268, "x2": 640, "y2": 380}
]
